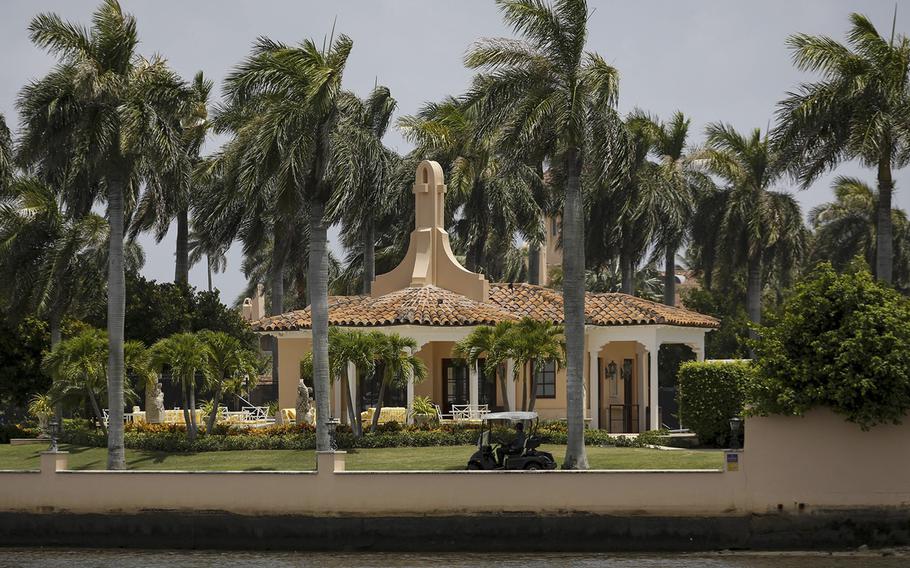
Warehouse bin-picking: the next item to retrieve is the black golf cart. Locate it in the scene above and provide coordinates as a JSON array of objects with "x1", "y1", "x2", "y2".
[{"x1": 466, "y1": 411, "x2": 557, "y2": 470}]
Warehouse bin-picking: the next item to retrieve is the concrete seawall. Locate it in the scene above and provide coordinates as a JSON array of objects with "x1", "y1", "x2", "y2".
[{"x1": 0, "y1": 410, "x2": 908, "y2": 551}]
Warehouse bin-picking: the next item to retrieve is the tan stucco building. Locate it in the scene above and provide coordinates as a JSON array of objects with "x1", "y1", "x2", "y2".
[{"x1": 252, "y1": 161, "x2": 718, "y2": 432}]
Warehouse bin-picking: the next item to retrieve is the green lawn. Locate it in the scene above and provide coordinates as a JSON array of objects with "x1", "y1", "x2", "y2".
[{"x1": 0, "y1": 443, "x2": 723, "y2": 471}]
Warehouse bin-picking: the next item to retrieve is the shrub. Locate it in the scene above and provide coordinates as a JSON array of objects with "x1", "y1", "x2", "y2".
[
  {"x1": 678, "y1": 360, "x2": 753, "y2": 446},
  {"x1": 751, "y1": 263, "x2": 910, "y2": 429}
]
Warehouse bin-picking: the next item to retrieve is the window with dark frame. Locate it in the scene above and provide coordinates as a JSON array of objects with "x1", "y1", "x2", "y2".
[{"x1": 533, "y1": 360, "x2": 557, "y2": 398}]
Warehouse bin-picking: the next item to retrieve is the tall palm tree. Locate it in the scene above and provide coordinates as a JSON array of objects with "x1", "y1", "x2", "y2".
[
  {"x1": 18, "y1": 0, "x2": 188, "y2": 469},
  {"x1": 151, "y1": 332, "x2": 206, "y2": 442},
  {"x1": 132, "y1": 71, "x2": 212, "y2": 286},
  {"x1": 775, "y1": 13, "x2": 910, "y2": 285},
  {"x1": 371, "y1": 334, "x2": 427, "y2": 431},
  {"x1": 198, "y1": 330, "x2": 260, "y2": 433},
  {"x1": 510, "y1": 318, "x2": 565, "y2": 412},
  {"x1": 188, "y1": 230, "x2": 228, "y2": 293},
  {"x1": 331, "y1": 86, "x2": 398, "y2": 294},
  {"x1": 398, "y1": 98, "x2": 543, "y2": 274},
  {"x1": 465, "y1": 0, "x2": 621, "y2": 469},
  {"x1": 634, "y1": 111, "x2": 708, "y2": 305},
  {"x1": 221, "y1": 33, "x2": 354, "y2": 451},
  {"x1": 700, "y1": 124, "x2": 807, "y2": 332},
  {"x1": 809, "y1": 176, "x2": 910, "y2": 291}
]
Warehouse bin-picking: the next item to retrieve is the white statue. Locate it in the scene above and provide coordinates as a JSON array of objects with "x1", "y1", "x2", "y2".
[
  {"x1": 146, "y1": 382, "x2": 165, "y2": 424},
  {"x1": 296, "y1": 380, "x2": 316, "y2": 425}
]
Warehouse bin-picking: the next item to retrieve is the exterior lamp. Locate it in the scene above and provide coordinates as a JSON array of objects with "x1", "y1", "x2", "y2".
[
  {"x1": 607, "y1": 361, "x2": 618, "y2": 382},
  {"x1": 729, "y1": 417, "x2": 743, "y2": 450},
  {"x1": 326, "y1": 418, "x2": 341, "y2": 452}
]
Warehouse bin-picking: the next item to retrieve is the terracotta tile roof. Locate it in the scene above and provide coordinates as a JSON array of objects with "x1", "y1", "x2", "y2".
[
  {"x1": 253, "y1": 282, "x2": 719, "y2": 332},
  {"x1": 488, "y1": 283, "x2": 719, "y2": 328},
  {"x1": 252, "y1": 285, "x2": 516, "y2": 331}
]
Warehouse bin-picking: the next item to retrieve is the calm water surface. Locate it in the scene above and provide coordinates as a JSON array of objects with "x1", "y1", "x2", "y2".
[{"x1": 0, "y1": 550, "x2": 907, "y2": 567}]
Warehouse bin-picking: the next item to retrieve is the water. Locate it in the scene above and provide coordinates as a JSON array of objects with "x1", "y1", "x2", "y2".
[{"x1": 0, "y1": 550, "x2": 907, "y2": 567}]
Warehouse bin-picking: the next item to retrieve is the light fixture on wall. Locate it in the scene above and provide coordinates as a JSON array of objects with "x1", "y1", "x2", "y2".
[{"x1": 607, "y1": 361, "x2": 618, "y2": 382}]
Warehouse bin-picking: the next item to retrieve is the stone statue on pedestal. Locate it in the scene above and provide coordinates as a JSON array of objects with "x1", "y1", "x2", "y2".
[
  {"x1": 146, "y1": 382, "x2": 165, "y2": 424},
  {"x1": 296, "y1": 380, "x2": 315, "y2": 425}
]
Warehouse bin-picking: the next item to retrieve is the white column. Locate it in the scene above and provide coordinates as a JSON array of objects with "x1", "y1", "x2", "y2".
[
  {"x1": 469, "y1": 361, "x2": 479, "y2": 410},
  {"x1": 648, "y1": 343, "x2": 660, "y2": 430},
  {"x1": 405, "y1": 347, "x2": 415, "y2": 425},
  {"x1": 345, "y1": 361, "x2": 357, "y2": 425},
  {"x1": 504, "y1": 359, "x2": 516, "y2": 411},
  {"x1": 635, "y1": 345, "x2": 646, "y2": 433},
  {"x1": 333, "y1": 372, "x2": 342, "y2": 421},
  {"x1": 588, "y1": 349, "x2": 599, "y2": 429}
]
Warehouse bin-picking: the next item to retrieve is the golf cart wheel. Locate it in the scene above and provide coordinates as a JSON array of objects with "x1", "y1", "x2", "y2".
[
  {"x1": 524, "y1": 462, "x2": 541, "y2": 471},
  {"x1": 467, "y1": 462, "x2": 483, "y2": 470}
]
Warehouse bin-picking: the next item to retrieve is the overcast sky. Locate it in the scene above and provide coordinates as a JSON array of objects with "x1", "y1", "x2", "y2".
[{"x1": 2, "y1": 0, "x2": 908, "y2": 304}]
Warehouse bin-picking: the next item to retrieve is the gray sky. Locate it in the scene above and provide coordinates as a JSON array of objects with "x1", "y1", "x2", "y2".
[{"x1": 2, "y1": 0, "x2": 908, "y2": 304}]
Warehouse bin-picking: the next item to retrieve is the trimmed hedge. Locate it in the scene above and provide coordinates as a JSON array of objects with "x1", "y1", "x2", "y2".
[
  {"x1": 677, "y1": 360, "x2": 753, "y2": 447},
  {"x1": 57, "y1": 419, "x2": 669, "y2": 453}
]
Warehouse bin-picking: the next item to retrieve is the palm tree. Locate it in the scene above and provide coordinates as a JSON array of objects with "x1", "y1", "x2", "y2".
[
  {"x1": 18, "y1": 0, "x2": 188, "y2": 469},
  {"x1": 634, "y1": 111, "x2": 707, "y2": 305},
  {"x1": 775, "y1": 13, "x2": 910, "y2": 285},
  {"x1": 398, "y1": 98, "x2": 543, "y2": 274},
  {"x1": 188, "y1": 230, "x2": 228, "y2": 293},
  {"x1": 454, "y1": 321, "x2": 516, "y2": 412},
  {"x1": 43, "y1": 329, "x2": 110, "y2": 433},
  {"x1": 700, "y1": 124, "x2": 807, "y2": 332},
  {"x1": 465, "y1": 0, "x2": 621, "y2": 469},
  {"x1": 132, "y1": 71, "x2": 213, "y2": 286},
  {"x1": 198, "y1": 330, "x2": 260, "y2": 433},
  {"x1": 371, "y1": 334, "x2": 427, "y2": 431},
  {"x1": 509, "y1": 318, "x2": 565, "y2": 412},
  {"x1": 809, "y1": 176, "x2": 910, "y2": 291},
  {"x1": 331, "y1": 86, "x2": 398, "y2": 294},
  {"x1": 0, "y1": 177, "x2": 116, "y2": 346},
  {"x1": 220, "y1": 33, "x2": 354, "y2": 451},
  {"x1": 151, "y1": 332, "x2": 206, "y2": 442},
  {"x1": 328, "y1": 328, "x2": 383, "y2": 436}
]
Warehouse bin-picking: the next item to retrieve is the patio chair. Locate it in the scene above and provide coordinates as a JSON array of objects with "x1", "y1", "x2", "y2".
[{"x1": 434, "y1": 404, "x2": 452, "y2": 422}]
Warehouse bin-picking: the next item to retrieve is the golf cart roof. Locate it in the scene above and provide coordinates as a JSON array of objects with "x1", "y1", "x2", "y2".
[{"x1": 482, "y1": 411, "x2": 538, "y2": 421}]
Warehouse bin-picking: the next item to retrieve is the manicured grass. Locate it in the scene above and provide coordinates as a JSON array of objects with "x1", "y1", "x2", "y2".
[{"x1": 0, "y1": 443, "x2": 723, "y2": 471}]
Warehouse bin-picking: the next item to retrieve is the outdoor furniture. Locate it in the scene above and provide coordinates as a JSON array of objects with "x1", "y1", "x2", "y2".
[
  {"x1": 450, "y1": 404, "x2": 490, "y2": 421},
  {"x1": 360, "y1": 407, "x2": 408, "y2": 425},
  {"x1": 433, "y1": 404, "x2": 452, "y2": 422}
]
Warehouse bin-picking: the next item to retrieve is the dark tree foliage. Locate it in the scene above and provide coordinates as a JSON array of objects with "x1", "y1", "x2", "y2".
[
  {"x1": 0, "y1": 317, "x2": 49, "y2": 413},
  {"x1": 751, "y1": 263, "x2": 910, "y2": 428},
  {"x1": 84, "y1": 272, "x2": 254, "y2": 348},
  {"x1": 681, "y1": 287, "x2": 751, "y2": 359}
]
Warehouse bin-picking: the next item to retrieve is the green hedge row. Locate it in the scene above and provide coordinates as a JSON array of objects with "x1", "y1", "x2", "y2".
[
  {"x1": 59, "y1": 423, "x2": 670, "y2": 453},
  {"x1": 677, "y1": 360, "x2": 754, "y2": 447}
]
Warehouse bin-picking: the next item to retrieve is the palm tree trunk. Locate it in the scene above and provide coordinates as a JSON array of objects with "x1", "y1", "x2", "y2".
[
  {"x1": 175, "y1": 206, "x2": 189, "y2": 286},
  {"x1": 181, "y1": 380, "x2": 192, "y2": 438},
  {"x1": 371, "y1": 378, "x2": 388, "y2": 431},
  {"x1": 746, "y1": 253, "x2": 762, "y2": 358},
  {"x1": 528, "y1": 365, "x2": 538, "y2": 412},
  {"x1": 87, "y1": 386, "x2": 107, "y2": 437},
  {"x1": 497, "y1": 366, "x2": 510, "y2": 412},
  {"x1": 50, "y1": 311, "x2": 63, "y2": 426},
  {"x1": 310, "y1": 200, "x2": 332, "y2": 451},
  {"x1": 663, "y1": 246, "x2": 677, "y2": 306},
  {"x1": 188, "y1": 379, "x2": 198, "y2": 443},
  {"x1": 561, "y1": 146, "x2": 589, "y2": 470},
  {"x1": 876, "y1": 156, "x2": 894, "y2": 284},
  {"x1": 521, "y1": 363, "x2": 528, "y2": 411},
  {"x1": 620, "y1": 253, "x2": 633, "y2": 295},
  {"x1": 106, "y1": 176, "x2": 126, "y2": 470},
  {"x1": 206, "y1": 381, "x2": 223, "y2": 434},
  {"x1": 295, "y1": 258, "x2": 308, "y2": 308},
  {"x1": 270, "y1": 226, "x2": 286, "y2": 404},
  {"x1": 206, "y1": 254, "x2": 213, "y2": 292},
  {"x1": 362, "y1": 219, "x2": 375, "y2": 295}
]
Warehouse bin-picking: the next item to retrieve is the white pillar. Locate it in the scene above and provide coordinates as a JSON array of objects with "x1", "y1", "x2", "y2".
[
  {"x1": 504, "y1": 359, "x2": 516, "y2": 411},
  {"x1": 405, "y1": 347, "x2": 415, "y2": 425},
  {"x1": 333, "y1": 372, "x2": 342, "y2": 421},
  {"x1": 469, "y1": 360, "x2": 479, "y2": 410},
  {"x1": 636, "y1": 345, "x2": 647, "y2": 433},
  {"x1": 345, "y1": 361, "x2": 357, "y2": 425},
  {"x1": 649, "y1": 343, "x2": 660, "y2": 430},
  {"x1": 588, "y1": 349, "x2": 599, "y2": 429}
]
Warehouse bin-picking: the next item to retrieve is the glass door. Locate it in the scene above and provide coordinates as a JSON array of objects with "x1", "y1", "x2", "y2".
[{"x1": 442, "y1": 359, "x2": 469, "y2": 414}]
